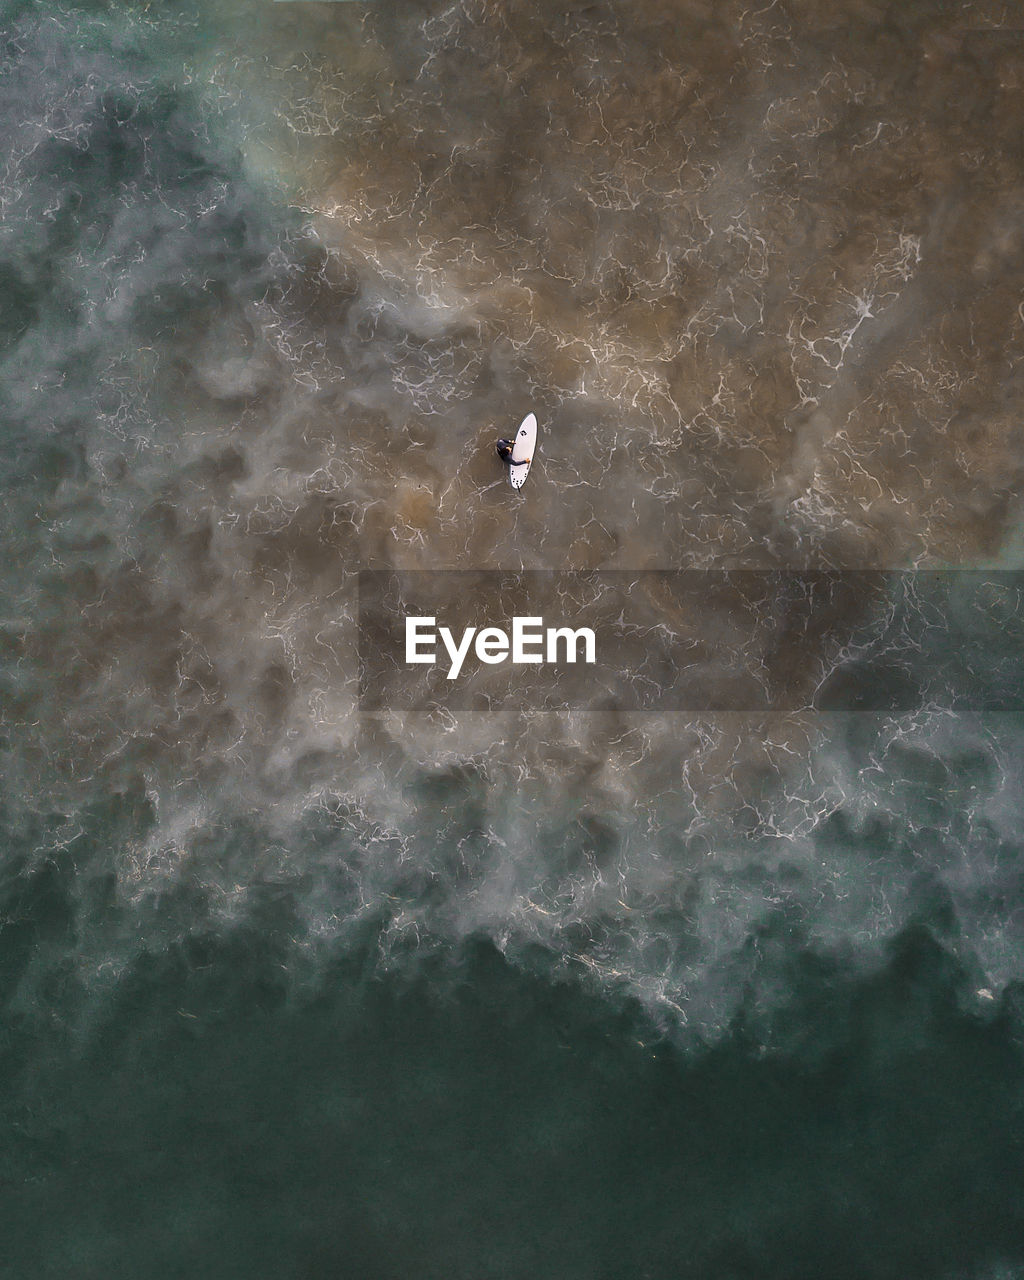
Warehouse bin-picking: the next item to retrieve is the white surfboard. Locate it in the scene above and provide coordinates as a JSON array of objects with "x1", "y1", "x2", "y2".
[{"x1": 508, "y1": 412, "x2": 537, "y2": 490}]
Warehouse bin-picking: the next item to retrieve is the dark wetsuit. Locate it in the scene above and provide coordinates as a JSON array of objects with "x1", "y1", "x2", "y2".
[{"x1": 496, "y1": 438, "x2": 529, "y2": 465}]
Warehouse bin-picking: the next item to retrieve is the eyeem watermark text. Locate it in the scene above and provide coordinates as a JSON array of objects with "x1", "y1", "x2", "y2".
[
  {"x1": 406, "y1": 616, "x2": 596, "y2": 679},
  {"x1": 358, "y1": 570, "x2": 1024, "y2": 712}
]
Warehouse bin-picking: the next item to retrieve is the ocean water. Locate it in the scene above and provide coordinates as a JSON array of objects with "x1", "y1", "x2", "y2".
[{"x1": 3, "y1": 0, "x2": 1024, "y2": 1275}]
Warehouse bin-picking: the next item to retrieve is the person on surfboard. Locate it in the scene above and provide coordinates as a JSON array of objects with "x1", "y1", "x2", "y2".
[{"x1": 496, "y1": 438, "x2": 530, "y2": 467}]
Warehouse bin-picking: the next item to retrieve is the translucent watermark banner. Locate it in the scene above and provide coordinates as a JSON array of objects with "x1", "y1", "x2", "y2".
[{"x1": 357, "y1": 570, "x2": 1024, "y2": 713}]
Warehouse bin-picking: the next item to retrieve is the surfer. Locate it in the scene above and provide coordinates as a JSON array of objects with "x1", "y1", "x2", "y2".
[
  {"x1": 496, "y1": 438, "x2": 530, "y2": 467},
  {"x1": 497, "y1": 414, "x2": 538, "y2": 490}
]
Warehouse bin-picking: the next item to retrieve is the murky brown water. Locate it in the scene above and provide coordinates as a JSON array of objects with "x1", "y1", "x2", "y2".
[{"x1": 3, "y1": 0, "x2": 1024, "y2": 1035}]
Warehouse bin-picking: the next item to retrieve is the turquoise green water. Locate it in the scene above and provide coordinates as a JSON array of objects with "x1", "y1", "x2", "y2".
[
  {"x1": 6, "y1": 929, "x2": 1024, "y2": 1278},
  {"x1": 3, "y1": 1, "x2": 1024, "y2": 1275}
]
